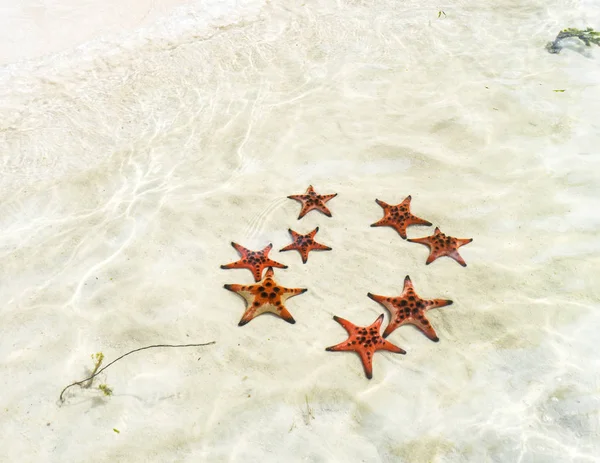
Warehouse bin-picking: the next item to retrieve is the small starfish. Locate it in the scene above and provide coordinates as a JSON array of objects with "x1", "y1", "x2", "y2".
[
  {"x1": 279, "y1": 227, "x2": 332, "y2": 264},
  {"x1": 371, "y1": 195, "x2": 432, "y2": 239},
  {"x1": 287, "y1": 185, "x2": 337, "y2": 219},
  {"x1": 221, "y1": 242, "x2": 288, "y2": 282},
  {"x1": 408, "y1": 227, "x2": 473, "y2": 267},
  {"x1": 368, "y1": 275, "x2": 453, "y2": 341},
  {"x1": 224, "y1": 267, "x2": 307, "y2": 326},
  {"x1": 325, "y1": 314, "x2": 406, "y2": 379}
]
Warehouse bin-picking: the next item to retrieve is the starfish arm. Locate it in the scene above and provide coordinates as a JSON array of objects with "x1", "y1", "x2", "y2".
[
  {"x1": 427, "y1": 298, "x2": 453, "y2": 310},
  {"x1": 395, "y1": 225, "x2": 409, "y2": 240},
  {"x1": 287, "y1": 194, "x2": 305, "y2": 201},
  {"x1": 367, "y1": 292, "x2": 385, "y2": 304},
  {"x1": 403, "y1": 275, "x2": 414, "y2": 291},
  {"x1": 358, "y1": 350, "x2": 375, "y2": 379},
  {"x1": 372, "y1": 313, "x2": 385, "y2": 329},
  {"x1": 375, "y1": 198, "x2": 391, "y2": 209},
  {"x1": 310, "y1": 242, "x2": 332, "y2": 252},
  {"x1": 331, "y1": 315, "x2": 356, "y2": 335},
  {"x1": 456, "y1": 238, "x2": 473, "y2": 247},
  {"x1": 316, "y1": 203, "x2": 332, "y2": 217},
  {"x1": 264, "y1": 258, "x2": 288, "y2": 269},
  {"x1": 251, "y1": 266, "x2": 264, "y2": 282},
  {"x1": 406, "y1": 236, "x2": 432, "y2": 246},
  {"x1": 325, "y1": 341, "x2": 353, "y2": 352},
  {"x1": 280, "y1": 287, "x2": 308, "y2": 301},
  {"x1": 448, "y1": 250, "x2": 467, "y2": 267},
  {"x1": 425, "y1": 251, "x2": 438, "y2": 265},
  {"x1": 223, "y1": 283, "x2": 245, "y2": 292},
  {"x1": 238, "y1": 308, "x2": 258, "y2": 326},
  {"x1": 279, "y1": 243, "x2": 297, "y2": 252},
  {"x1": 220, "y1": 261, "x2": 240, "y2": 270},
  {"x1": 299, "y1": 249, "x2": 309, "y2": 264},
  {"x1": 319, "y1": 193, "x2": 338, "y2": 203},
  {"x1": 379, "y1": 339, "x2": 407, "y2": 354},
  {"x1": 264, "y1": 267, "x2": 276, "y2": 278},
  {"x1": 382, "y1": 319, "x2": 401, "y2": 338},
  {"x1": 231, "y1": 242, "x2": 251, "y2": 255},
  {"x1": 297, "y1": 203, "x2": 315, "y2": 220},
  {"x1": 370, "y1": 217, "x2": 391, "y2": 228},
  {"x1": 408, "y1": 214, "x2": 433, "y2": 226},
  {"x1": 288, "y1": 229, "x2": 300, "y2": 240},
  {"x1": 308, "y1": 227, "x2": 319, "y2": 238},
  {"x1": 277, "y1": 307, "x2": 296, "y2": 324},
  {"x1": 408, "y1": 318, "x2": 440, "y2": 342}
]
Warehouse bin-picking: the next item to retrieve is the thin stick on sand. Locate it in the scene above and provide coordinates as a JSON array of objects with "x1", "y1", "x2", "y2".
[{"x1": 59, "y1": 341, "x2": 216, "y2": 403}]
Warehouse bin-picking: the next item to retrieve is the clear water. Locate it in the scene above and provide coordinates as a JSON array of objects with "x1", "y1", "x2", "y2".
[{"x1": 1, "y1": 0, "x2": 599, "y2": 461}]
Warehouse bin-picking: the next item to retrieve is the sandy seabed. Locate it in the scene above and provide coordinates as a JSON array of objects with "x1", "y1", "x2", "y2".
[{"x1": 1, "y1": 0, "x2": 599, "y2": 462}]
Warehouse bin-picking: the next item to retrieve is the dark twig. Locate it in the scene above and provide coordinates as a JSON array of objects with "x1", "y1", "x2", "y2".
[{"x1": 59, "y1": 342, "x2": 216, "y2": 403}]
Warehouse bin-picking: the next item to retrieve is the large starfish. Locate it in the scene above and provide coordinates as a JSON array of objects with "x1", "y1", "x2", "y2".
[
  {"x1": 368, "y1": 275, "x2": 453, "y2": 341},
  {"x1": 287, "y1": 185, "x2": 337, "y2": 219},
  {"x1": 325, "y1": 314, "x2": 405, "y2": 379},
  {"x1": 407, "y1": 227, "x2": 473, "y2": 267},
  {"x1": 370, "y1": 195, "x2": 432, "y2": 239},
  {"x1": 279, "y1": 227, "x2": 332, "y2": 264},
  {"x1": 224, "y1": 267, "x2": 307, "y2": 326},
  {"x1": 221, "y1": 242, "x2": 287, "y2": 282}
]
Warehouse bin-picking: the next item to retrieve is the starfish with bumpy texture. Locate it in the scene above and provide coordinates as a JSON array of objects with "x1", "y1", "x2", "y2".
[
  {"x1": 279, "y1": 227, "x2": 332, "y2": 264},
  {"x1": 325, "y1": 314, "x2": 406, "y2": 379},
  {"x1": 221, "y1": 242, "x2": 288, "y2": 282},
  {"x1": 408, "y1": 227, "x2": 473, "y2": 267},
  {"x1": 368, "y1": 275, "x2": 453, "y2": 341},
  {"x1": 287, "y1": 185, "x2": 337, "y2": 219},
  {"x1": 224, "y1": 267, "x2": 307, "y2": 326},
  {"x1": 371, "y1": 195, "x2": 432, "y2": 239}
]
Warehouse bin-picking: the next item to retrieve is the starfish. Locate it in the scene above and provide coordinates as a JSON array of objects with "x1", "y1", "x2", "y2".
[
  {"x1": 224, "y1": 267, "x2": 307, "y2": 326},
  {"x1": 368, "y1": 275, "x2": 453, "y2": 341},
  {"x1": 325, "y1": 314, "x2": 406, "y2": 379},
  {"x1": 221, "y1": 242, "x2": 288, "y2": 282},
  {"x1": 370, "y1": 195, "x2": 432, "y2": 239},
  {"x1": 287, "y1": 185, "x2": 337, "y2": 219},
  {"x1": 279, "y1": 227, "x2": 332, "y2": 264},
  {"x1": 407, "y1": 227, "x2": 473, "y2": 267}
]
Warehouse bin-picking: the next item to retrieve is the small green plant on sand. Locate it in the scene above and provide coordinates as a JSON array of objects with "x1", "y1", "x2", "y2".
[
  {"x1": 59, "y1": 342, "x2": 216, "y2": 403},
  {"x1": 85, "y1": 353, "x2": 105, "y2": 388},
  {"x1": 98, "y1": 384, "x2": 113, "y2": 396},
  {"x1": 546, "y1": 27, "x2": 600, "y2": 54}
]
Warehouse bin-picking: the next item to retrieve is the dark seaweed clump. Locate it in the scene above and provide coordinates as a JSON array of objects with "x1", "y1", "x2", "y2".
[{"x1": 546, "y1": 27, "x2": 600, "y2": 54}]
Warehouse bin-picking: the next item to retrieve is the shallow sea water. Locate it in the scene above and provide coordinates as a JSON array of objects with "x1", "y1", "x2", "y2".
[{"x1": 1, "y1": 0, "x2": 600, "y2": 461}]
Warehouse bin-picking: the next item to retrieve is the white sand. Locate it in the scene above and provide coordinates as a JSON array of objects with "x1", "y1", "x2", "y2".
[{"x1": 1, "y1": 0, "x2": 600, "y2": 461}]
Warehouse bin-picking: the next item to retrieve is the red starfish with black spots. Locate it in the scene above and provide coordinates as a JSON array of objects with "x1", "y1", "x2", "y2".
[
  {"x1": 371, "y1": 195, "x2": 432, "y2": 239},
  {"x1": 368, "y1": 275, "x2": 453, "y2": 341},
  {"x1": 287, "y1": 185, "x2": 337, "y2": 219},
  {"x1": 326, "y1": 314, "x2": 406, "y2": 379},
  {"x1": 408, "y1": 227, "x2": 473, "y2": 267},
  {"x1": 224, "y1": 267, "x2": 307, "y2": 326},
  {"x1": 279, "y1": 227, "x2": 332, "y2": 264},
  {"x1": 221, "y1": 242, "x2": 288, "y2": 282}
]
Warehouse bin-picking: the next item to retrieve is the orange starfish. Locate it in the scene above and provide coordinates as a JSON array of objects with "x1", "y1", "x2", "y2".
[
  {"x1": 325, "y1": 314, "x2": 406, "y2": 379},
  {"x1": 224, "y1": 267, "x2": 307, "y2": 326},
  {"x1": 221, "y1": 242, "x2": 288, "y2": 282},
  {"x1": 368, "y1": 275, "x2": 453, "y2": 341},
  {"x1": 279, "y1": 227, "x2": 332, "y2": 264},
  {"x1": 407, "y1": 227, "x2": 473, "y2": 267},
  {"x1": 287, "y1": 185, "x2": 337, "y2": 219},
  {"x1": 371, "y1": 195, "x2": 432, "y2": 239}
]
